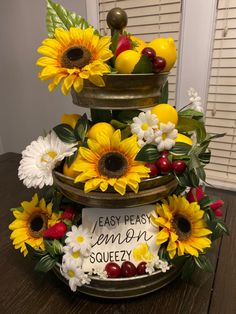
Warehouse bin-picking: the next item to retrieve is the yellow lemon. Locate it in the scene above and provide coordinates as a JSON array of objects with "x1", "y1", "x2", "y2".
[
  {"x1": 175, "y1": 133, "x2": 193, "y2": 146},
  {"x1": 148, "y1": 38, "x2": 177, "y2": 71},
  {"x1": 63, "y1": 153, "x2": 80, "y2": 178},
  {"x1": 131, "y1": 36, "x2": 146, "y2": 53},
  {"x1": 151, "y1": 104, "x2": 178, "y2": 125},
  {"x1": 115, "y1": 50, "x2": 141, "y2": 74},
  {"x1": 61, "y1": 114, "x2": 81, "y2": 129},
  {"x1": 87, "y1": 122, "x2": 115, "y2": 140}
]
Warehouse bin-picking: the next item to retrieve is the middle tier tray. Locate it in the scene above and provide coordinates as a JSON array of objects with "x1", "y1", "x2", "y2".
[
  {"x1": 53, "y1": 171, "x2": 178, "y2": 208},
  {"x1": 71, "y1": 72, "x2": 168, "y2": 109}
]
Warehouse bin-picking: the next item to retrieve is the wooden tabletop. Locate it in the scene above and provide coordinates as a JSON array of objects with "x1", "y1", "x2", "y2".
[{"x1": 1, "y1": 153, "x2": 235, "y2": 314}]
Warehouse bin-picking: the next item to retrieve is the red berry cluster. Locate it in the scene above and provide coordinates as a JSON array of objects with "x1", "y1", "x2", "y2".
[
  {"x1": 141, "y1": 47, "x2": 166, "y2": 73},
  {"x1": 105, "y1": 261, "x2": 147, "y2": 278},
  {"x1": 146, "y1": 151, "x2": 186, "y2": 177}
]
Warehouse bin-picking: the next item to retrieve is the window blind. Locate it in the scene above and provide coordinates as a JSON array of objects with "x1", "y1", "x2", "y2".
[
  {"x1": 205, "y1": 0, "x2": 236, "y2": 189},
  {"x1": 98, "y1": 0, "x2": 182, "y2": 106}
]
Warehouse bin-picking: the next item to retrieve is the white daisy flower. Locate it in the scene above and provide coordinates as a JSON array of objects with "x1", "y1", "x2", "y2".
[
  {"x1": 131, "y1": 110, "x2": 158, "y2": 144},
  {"x1": 65, "y1": 225, "x2": 92, "y2": 256},
  {"x1": 188, "y1": 87, "x2": 203, "y2": 113},
  {"x1": 92, "y1": 267, "x2": 108, "y2": 279},
  {"x1": 154, "y1": 122, "x2": 178, "y2": 151},
  {"x1": 18, "y1": 131, "x2": 77, "y2": 189},
  {"x1": 60, "y1": 259, "x2": 90, "y2": 292},
  {"x1": 63, "y1": 245, "x2": 83, "y2": 267}
]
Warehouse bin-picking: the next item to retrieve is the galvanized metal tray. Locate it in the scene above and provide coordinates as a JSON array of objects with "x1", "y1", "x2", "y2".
[
  {"x1": 71, "y1": 73, "x2": 168, "y2": 109},
  {"x1": 53, "y1": 265, "x2": 181, "y2": 299},
  {"x1": 53, "y1": 170, "x2": 178, "y2": 208}
]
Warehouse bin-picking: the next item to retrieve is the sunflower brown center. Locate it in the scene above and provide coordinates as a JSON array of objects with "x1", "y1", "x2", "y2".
[
  {"x1": 98, "y1": 151, "x2": 128, "y2": 178},
  {"x1": 61, "y1": 45, "x2": 92, "y2": 69},
  {"x1": 28, "y1": 213, "x2": 48, "y2": 238},
  {"x1": 172, "y1": 214, "x2": 192, "y2": 241}
]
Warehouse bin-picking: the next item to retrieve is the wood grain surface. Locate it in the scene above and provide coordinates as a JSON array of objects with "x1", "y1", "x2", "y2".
[{"x1": 0, "y1": 153, "x2": 235, "y2": 314}]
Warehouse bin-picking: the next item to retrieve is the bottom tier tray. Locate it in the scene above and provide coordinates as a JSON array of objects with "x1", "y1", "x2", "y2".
[
  {"x1": 53, "y1": 265, "x2": 181, "y2": 299},
  {"x1": 53, "y1": 171, "x2": 178, "y2": 208}
]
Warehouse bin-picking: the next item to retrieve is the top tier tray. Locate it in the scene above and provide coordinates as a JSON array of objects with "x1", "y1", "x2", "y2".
[{"x1": 71, "y1": 72, "x2": 168, "y2": 109}]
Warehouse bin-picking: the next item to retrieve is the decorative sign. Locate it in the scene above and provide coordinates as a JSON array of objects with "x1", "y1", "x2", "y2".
[{"x1": 82, "y1": 205, "x2": 159, "y2": 272}]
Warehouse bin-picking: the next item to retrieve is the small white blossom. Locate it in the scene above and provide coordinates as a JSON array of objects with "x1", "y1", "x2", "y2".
[
  {"x1": 18, "y1": 131, "x2": 77, "y2": 189},
  {"x1": 145, "y1": 261, "x2": 155, "y2": 275},
  {"x1": 92, "y1": 267, "x2": 108, "y2": 279},
  {"x1": 154, "y1": 122, "x2": 178, "y2": 151},
  {"x1": 62, "y1": 245, "x2": 83, "y2": 267},
  {"x1": 131, "y1": 110, "x2": 158, "y2": 145},
  {"x1": 154, "y1": 257, "x2": 170, "y2": 273},
  {"x1": 60, "y1": 259, "x2": 91, "y2": 292},
  {"x1": 65, "y1": 225, "x2": 92, "y2": 256},
  {"x1": 188, "y1": 87, "x2": 203, "y2": 113}
]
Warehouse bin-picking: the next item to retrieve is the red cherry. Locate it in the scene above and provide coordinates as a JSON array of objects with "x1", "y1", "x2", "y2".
[
  {"x1": 156, "y1": 157, "x2": 172, "y2": 174},
  {"x1": 121, "y1": 261, "x2": 137, "y2": 277},
  {"x1": 214, "y1": 209, "x2": 223, "y2": 218},
  {"x1": 172, "y1": 160, "x2": 186, "y2": 174},
  {"x1": 105, "y1": 262, "x2": 121, "y2": 278},
  {"x1": 160, "y1": 150, "x2": 169, "y2": 158},
  {"x1": 137, "y1": 262, "x2": 147, "y2": 275},
  {"x1": 152, "y1": 56, "x2": 166, "y2": 73},
  {"x1": 141, "y1": 47, "x2": 156, "y2": 61},
  {"x1": 145, "y1": 162, "x2": 159, "y2": 177}
]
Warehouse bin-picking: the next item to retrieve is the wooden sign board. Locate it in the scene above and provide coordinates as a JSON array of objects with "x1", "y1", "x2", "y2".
[{"x1": 82, "y1": 205, "x2": 159, "y2": 272}]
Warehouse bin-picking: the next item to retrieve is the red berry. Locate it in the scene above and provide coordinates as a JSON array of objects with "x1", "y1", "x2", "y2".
[
  {"x1": 210, "y1": 199, "x2": 224, "y2": 211},
  {"x1": 187, "y1": 186, "x2": 204, "y2": 203},
  {"x1": 121, "y1": 261, "x2": 137, "y2": 277},
  {"x1": 214, "y1": 209, "x2": 223, "y2": 218},
  {"x1": 160, "y1": 150, "x2": 169, "y2": 158},
  {"x1": 172, "y1": 160, "x2": 186, "y2": 174},
  {"x1": 141, "y1": 47, "x2": 156, "y2": 61},
  {"x1": 115, "y1": 35, "x2": 132, "y2": 57},
  {"x1": 152, "y1": 56, "x2": 166, "y2": 73},
  {"x1": 156, "y1": 157, "x2": 172, "y2": 174},
  {"x1": 43, "y1": 221, "x2": 67, "y2": 239},
  {"x1": 137, "y1": 262, "x2": 147, "y2": 275},
  {"x1": 61, "y1": 205, "x2": 76, "y2": 220},
  {"x1": 105, "y1": 262, "x2": 121, "y2": 278},
  {"x1": 145, "y1": 162, "x2": 159, "y2": 177}
]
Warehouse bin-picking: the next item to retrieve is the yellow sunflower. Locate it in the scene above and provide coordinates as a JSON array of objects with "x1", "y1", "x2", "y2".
[
  {"x1": 151, "y1": 195, "x2": 212, "y2": 259},
  {"x1": 37, "y1": 27, "x2": 113, "y2": 95},
  {"x1": 73, "y1": 129, "x2": 150, "y2": 195},
  {"x1": 9, "y1": 194, "x2": 61, "y2": 256}
]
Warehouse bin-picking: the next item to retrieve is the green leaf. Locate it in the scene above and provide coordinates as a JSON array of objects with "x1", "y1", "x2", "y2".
[
  {"x1": 199, "y1": 195, "x2": 211, "y2": 209},
  {"x1": 158, "y1": 245, "x2": 169, "y2": 262},
  {"x1": 132, "y1": 54, "x2": 153, "y2": 74},
  {"x1": 116, "y1": 110, "x2": 141, "y2": 124},
  {"x1": 178, "y1": 109, "x2": 203, "y2": 119},
  {"x1": 199, "y1": 151, "x2": 211, "y2": 164},
  {"x1": 181, "y1": 257, "x2": 196, "y2": 280},
  {"x1": 90, "y1": 109, "x2": 112, "y2": 123},
  {"x1": 177, "y1": 117, "x2": 206, "y2": 139},
  {"x1": 74, "y1": 115, "x2": 89, "y2": 142},
  {"x1": 195, "y1": 166, "x2": 206, "y2": 182},
  {"x1": 44, "y1": 239, "x2": 63, "y2": 257},
  {"x1": 189, "y1": 170, "x2": 200, "y2": 187},
  {"x1": 201, "y1": 133, "x2": 226, "y2": 146},
  {"x1": 10, "y1": 206, "x2": 24, "y2": 212},
  {"x1": 196, "y1": 124, "x2": 207, "y2": 142},
  {"x1": 34, "y1": 254, "x2": 57, "y2": 273},
  {"x1": 110, "y1": 119, "x2": 127, "y2": 130},
  {"x1": 170, "y1": 142, "x2": 192, "y2": 156},
  {"x1": 210, "y1": 219, "x2": 229, "y2": 241},
  {"x1": 188, "y1": 153, "x2": 201, "y2": 171},
  {"x1": 25, "y1": 243, "x2": 47, "y2": 260},
  {"x1": 121, "y1": 126, "x2": 132, "y2": 140},
  {"x1": 53, "y1": 124, "x2": 77, "y2": 143},
  {"x1": 52, "y1": 191, "x2": 62, "y2": 213},
  {"x1": 135, "y1": 144, "x2": 160, "y2": 163},
  {"x1": 174, "y1": 172, "x2": 191, "y2": 187},
  {"x1": 46, "y1": 0, "x2": 93, "y2": 38},
  {"x1": 66, "y1": 149, "x2": 78, "y2": 167},
  {"x1": 159, "y1": 81, "x2": 168, "y2": 104},
  {"x1": 110, "y1": 30, "x2": 120, "y2": 54},
  {"x1": 194, "y1": 255, "x2": 213, "y2": 273}
]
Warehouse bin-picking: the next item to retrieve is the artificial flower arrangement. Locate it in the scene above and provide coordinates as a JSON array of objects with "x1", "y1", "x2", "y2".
[{"x1": 9, "y1": 1, "x2": 228, "y2": 293}]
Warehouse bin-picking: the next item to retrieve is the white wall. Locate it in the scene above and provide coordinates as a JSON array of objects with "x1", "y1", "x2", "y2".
[{"x1": 0, "y1": 0, "x2": 87, "y2": 154}]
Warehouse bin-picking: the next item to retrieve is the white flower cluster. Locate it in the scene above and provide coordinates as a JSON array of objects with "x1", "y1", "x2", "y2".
[
  {"x1": 131, "y1": 110, "x2": 177, "y2": 151},
  {"x1": 188, "y1": 87, "x2": 203, "y2": 113},
  {"x1": 60, "y1": 225, "x2": 92, "y2": 292},
  {"x1": 18, "y1": 131, "x2": 77, "y2": 189},
  {"x1": 146, "y1": 256, "x2": 170, "y2": 275}
]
